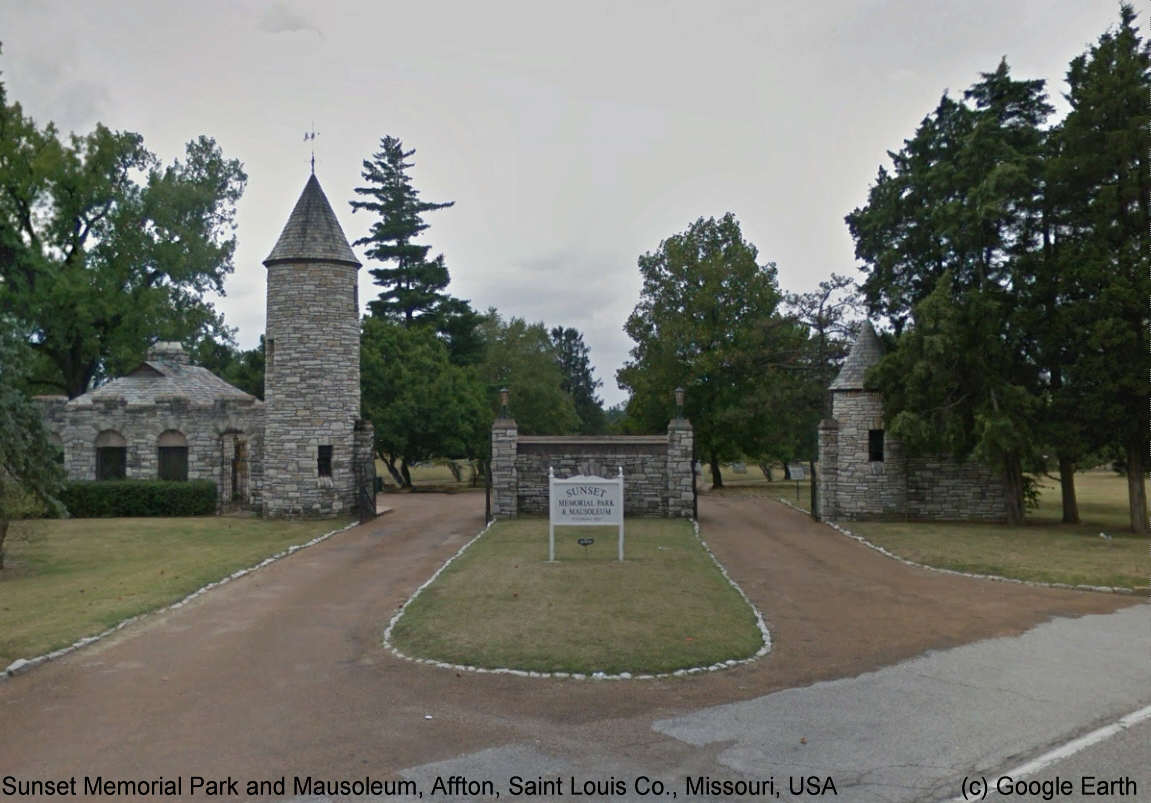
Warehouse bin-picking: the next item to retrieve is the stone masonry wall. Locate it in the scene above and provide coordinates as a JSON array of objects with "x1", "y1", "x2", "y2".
[
  {"x1": 490, "y1": 420, "x2": 695, "y2": 519},
  {"x1": 516, "y1": 437, "x2": 670, "y2": 516},
  {"x1": 36, "y1": 396, "x2": 265, "y2": 511},
  {"x1": 907, "y1": 457, "x2": 1007, "y2": 521},
  {"x1": 263, "y1": 262, "x2": 360, "y2": 516}
]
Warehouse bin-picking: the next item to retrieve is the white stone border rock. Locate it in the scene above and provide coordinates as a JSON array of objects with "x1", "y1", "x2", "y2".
[
  {"x1": 382, "y1": 518, "x2": 772, "y2": 680},
  {"x1": 2, "y1": 521, "x2": 360, "y2": 680},
  {"x1": 775, "y1": 496, "x2": 1145, "y2": 596}
]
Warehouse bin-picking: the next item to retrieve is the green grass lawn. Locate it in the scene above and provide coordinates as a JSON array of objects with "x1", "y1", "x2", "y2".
[
  {"x1": 849, "y1": 472, "x2": 1148, "y2": 590},
  {"x1": 376, "y1": 459, "x2": 483, "y2": 492},
  {"x1": 388, "y1": 518, "x2": 764, "y2": 675},
  {"x1": 0, "y1": 516, "x2": 352, "y2": 669}
]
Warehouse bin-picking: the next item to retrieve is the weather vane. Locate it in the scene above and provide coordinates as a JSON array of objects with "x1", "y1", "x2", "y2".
[{"x1": 304, "y1": 124, "x2": 318, "y2": 174}]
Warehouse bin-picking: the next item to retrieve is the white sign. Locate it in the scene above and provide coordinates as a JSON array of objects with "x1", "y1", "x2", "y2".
[
  {"x1": 788, "y1": 464, "x2": 806, "y2": 480},
  {"x1": 548, "y1": 467, "x2": 624, "y2": 561}
]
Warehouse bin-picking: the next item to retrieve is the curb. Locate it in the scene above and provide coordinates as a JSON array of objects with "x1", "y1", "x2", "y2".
[
  {"x1": 2, "y1": 520, "x2": 361, "y2": 680},
  {"x1": 383, "y1": 518, "x2": 772, "y2": 680},
  {"x1": 774, "y1": 496, "x2": 1146, "y2": 597}
]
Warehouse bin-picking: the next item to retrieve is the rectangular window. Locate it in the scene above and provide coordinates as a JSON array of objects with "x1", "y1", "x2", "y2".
[
  {"x1": 96, "y1": 447, "x2": 127, "y2": 480},
  {"x1": 158, "y1": 446, "x2": 189, "y2": 481},
  {"x1": 868, "y1": 429, "x2": 885, "y2": 462},
  {"x1": 318, "y1": 445, "x2": 333, "y2": 477}
]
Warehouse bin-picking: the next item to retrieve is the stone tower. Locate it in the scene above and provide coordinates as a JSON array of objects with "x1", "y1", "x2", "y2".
[
  {"x1": 262, "y1": 174, "x2": 364, "y2": 516},
  {"x1": 817, "y1": 321, "x2": 906, "y2": 519}
]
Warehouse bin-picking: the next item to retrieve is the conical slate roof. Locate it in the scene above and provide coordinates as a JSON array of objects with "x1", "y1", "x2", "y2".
[
  {"x1": 830, "y1": 320, "x2": 884, "y2": 390},
  {"x1": 264, "y1": 174, "x2": 361, "y2": 267}
]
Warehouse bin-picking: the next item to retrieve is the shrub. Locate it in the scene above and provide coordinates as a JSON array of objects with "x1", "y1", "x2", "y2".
[{"x1": 61, "y1": 480, "x2": 216, "y2": 517}]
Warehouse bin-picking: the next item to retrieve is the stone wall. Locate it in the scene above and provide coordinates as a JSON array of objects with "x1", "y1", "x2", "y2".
[
  {"x1": 36, "y1": 395, "x2": 265, "y2": 511},
  {"x1": 907, "y1": 457, "x2": 1008, "y2": 521},
  {"x1": 816, "y1": 389, "x2": 1007, "y2": 522},
  {"x1": 489, "y1": 419, "x2": 695, "y2": 519},
  {"x1": 263, "y1": 262, "x2": 361, "y2": 516}
]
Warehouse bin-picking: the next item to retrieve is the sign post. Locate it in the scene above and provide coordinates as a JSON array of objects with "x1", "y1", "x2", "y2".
[
  {"x1": 788, "y1": 463, "x2": 806, "y2": 501},
  {"x1": 548, "y1": 466, "x2": 625, "y2": 561}
]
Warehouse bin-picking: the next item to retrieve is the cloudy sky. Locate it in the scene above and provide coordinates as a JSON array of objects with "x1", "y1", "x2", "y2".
[{"x1": 2, "y1": 0, "x2": 1127, "y2": 405}]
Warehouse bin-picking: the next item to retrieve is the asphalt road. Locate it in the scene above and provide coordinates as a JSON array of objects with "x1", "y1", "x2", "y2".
[{"x1": 0, "y1": 492, "x2": 1143, "y2": 803}]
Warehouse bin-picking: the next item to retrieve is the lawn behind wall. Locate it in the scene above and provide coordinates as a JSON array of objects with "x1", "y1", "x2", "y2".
[
  {"x1": 849, "y1": 472, "x2": 1148, "y2": 591},
  {"x1": 389, "y1": 518, "x2": 764, "y2": 675},
  {"x1": 0, "y1": 516, "x2": 353, "y2": 670}
]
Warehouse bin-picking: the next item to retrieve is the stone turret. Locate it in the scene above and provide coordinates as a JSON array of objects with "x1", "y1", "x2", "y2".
[
  {"x1": 818, "y1": 321, "x2": 907, "y2": 519},
  {"x1": 262, "y1": 174, "x2": 365, "y2": 516}
]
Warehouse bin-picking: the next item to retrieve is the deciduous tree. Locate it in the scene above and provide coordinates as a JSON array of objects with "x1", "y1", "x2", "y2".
[
  {"x1": 479, "y1": 312, "x2": 579, "y2": 436},
  {"x1": 0, "y1": 74, "x2": 246, "y2": 398},
  {"x1": 0, "y1": 328, "x2": 65, "y2": 569},
  {"x1": 617, "y1": 213, "x2": 791, "y2": 487}
]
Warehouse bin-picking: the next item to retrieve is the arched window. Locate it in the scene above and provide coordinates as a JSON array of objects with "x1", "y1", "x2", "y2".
[
  {"x1": 95, "y1": 430, "x2": 127, "y2": 480},
  {"x1": 157, "y1": 430, "x2": 189, "y2": 481}
]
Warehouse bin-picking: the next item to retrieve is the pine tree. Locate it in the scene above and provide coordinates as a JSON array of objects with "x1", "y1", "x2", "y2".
[
  {"x1": 351, "y1": 136, "x2": 454, "y2": 324},
  {"x1": 550, "y1": 326, "x2": 606, "y2": 434}
]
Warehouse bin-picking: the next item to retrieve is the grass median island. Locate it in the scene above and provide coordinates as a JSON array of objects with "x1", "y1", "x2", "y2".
[
  {"x1": 388, "y1": 519, "x2": 764, "y2": 675},
  {"x1": 848, "y1": 473, "x2": 1148, "y2": 591},
  {"x1": 0, "y1": 516, "x2": 353, "y2": 669}
]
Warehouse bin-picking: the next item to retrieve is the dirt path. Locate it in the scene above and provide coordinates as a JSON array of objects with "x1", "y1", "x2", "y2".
[{"x1": 0, "y1": 493, "x2": 1135, "y2": 795}]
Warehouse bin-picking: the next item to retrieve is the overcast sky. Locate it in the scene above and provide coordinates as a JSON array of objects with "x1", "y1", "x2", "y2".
[{"x1": 1, "y1": 0, "x2": 1128, "y2": 406}]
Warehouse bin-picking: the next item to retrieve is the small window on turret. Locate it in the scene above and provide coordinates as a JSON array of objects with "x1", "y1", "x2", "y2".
[
  {"x1": 318, "y1": 445, "x2": 332, "y2": 477},
  {"x1": 869, "y1": 429, "x2": 885, "y2": 462}
]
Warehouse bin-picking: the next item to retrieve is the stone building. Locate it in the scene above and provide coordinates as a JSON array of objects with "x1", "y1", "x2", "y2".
[
  {"x1": 37, "y1": 174, "x2": 375, "y2": 518},
  {"x1": 816, "y1": 322, "x2": 1007, "y2": 521},
  {"x1": 36, "y1": 342, "x2": 265, "y2": 509}
]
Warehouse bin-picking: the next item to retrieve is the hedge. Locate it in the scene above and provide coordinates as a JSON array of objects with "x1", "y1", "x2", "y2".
[{"x1": 61, "y1": 480, "x2": 217, "y2": 517}]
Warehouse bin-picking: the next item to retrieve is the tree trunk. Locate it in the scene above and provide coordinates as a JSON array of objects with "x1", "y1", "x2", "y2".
[
  {"x1": 1125, "y1": 443, "x2": 1148, "y2": 535},
  {"x1": 709, "y1": 455, "x2": 723, "y2": 489},
  {"x1": 782, "y1": 462, "x2": 792, "y2": 480},
  {"x1": 1002, "y1": 457, "x2": 1025, "y2": 525},
  {"x1": 400, "y1": 459, "x2": 413, "y2": 488},
  {"x1": 1057, "y1": 455, "x2": 1079, "y2": 524},
  {"x1": 0, "y1": 518, "x2": 7, "y2": 570},
  {"x1": 758, "y1": 463, "x2": 773, "y2": 482},
  {"x1": 382, "y1": 456, "x2": 405, "y2": 487}
]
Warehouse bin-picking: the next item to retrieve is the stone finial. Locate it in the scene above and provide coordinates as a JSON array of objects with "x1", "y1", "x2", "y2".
[{"x1": 147, "y1": 341, "x2": 189, "y2": 365}]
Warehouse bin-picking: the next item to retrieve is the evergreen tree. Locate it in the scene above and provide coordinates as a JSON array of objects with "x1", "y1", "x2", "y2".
[
  {"x1": 848, "y1": 60, "x2": 1054, "y2": 523},
  {"x1": 550, "y1": 326, "x2": 606, "y2": 434},
  {"x1": 1053, "y1": 4, "x2": 1150, "y2": 533},
  {"x1": 350, "y1": 136, "x2": 454, "y2": 324}
]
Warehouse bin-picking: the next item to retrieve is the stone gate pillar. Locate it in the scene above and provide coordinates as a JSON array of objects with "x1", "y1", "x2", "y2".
[
  {"x1": 491, "y1": 415, "x2": 518, "y2": 518},
  {"x1": 666, "y1": 417, "x2": 694, "y2": 518},
  {"x1": 817, "y1": 417, "x2": 839, "y2": 520}
]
